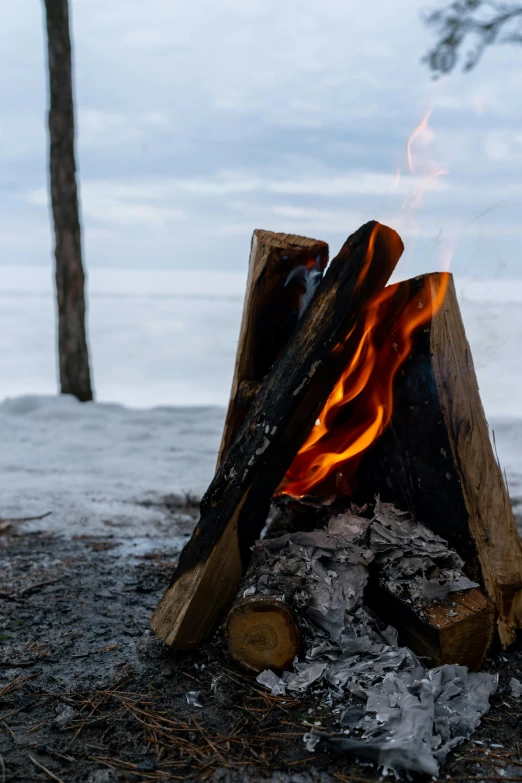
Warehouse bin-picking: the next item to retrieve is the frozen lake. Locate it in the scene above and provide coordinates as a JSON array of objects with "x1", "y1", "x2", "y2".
[
  {"x1": 1, "y1": 266, "x2": 522, "y2": 416},
  {"x1": 0, "y1": 266, "x2": 521, "y2": 538}
]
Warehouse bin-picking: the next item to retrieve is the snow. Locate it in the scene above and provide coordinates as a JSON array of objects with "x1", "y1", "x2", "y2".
[
  {"x1": 0, "y1": 394, "x2": 225, "y2": 538},
  {"x1": 0, "y1": 267, "x2": 521, "y2": 537}
]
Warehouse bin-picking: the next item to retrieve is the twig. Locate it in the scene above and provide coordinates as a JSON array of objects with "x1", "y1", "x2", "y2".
[
  {"x1": 27, "y1": 754, "x2": 66, "y2": 783},
  {"x1": 192, "y1": 717, "x2": 226, "y2": 765},
  {"x1": 0, "y1": 577, "x2": 65, "y2": 601},
  {"x1": 0, "y1": 754, "x2": 5, "y2": 783},
  {"x1": 472, "y1": 750, "x2": 522, "y2": 768},
  {"x1": 127, "y1": 614, "x2": 142, "y2": 634},
  {"x1": 288, "y1": 756, "x2": 316, "y2": 766},
  {"x1": 16, "y1": 576, "x2": 64, "y2": 598},
  {"x1": 0, "y1": 511, "x2": 52, "y2": 524},
  {"x1": 1, "y1": 721, "x2": 15, "y2": 741},
  {"x1": 0, "y1": 674, "x2": 38, "y2": 698}
]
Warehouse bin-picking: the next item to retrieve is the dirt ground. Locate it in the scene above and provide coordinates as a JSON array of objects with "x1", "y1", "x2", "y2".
[{"x1": 1, "y1": 497, "x2": 522, "y2": 783}]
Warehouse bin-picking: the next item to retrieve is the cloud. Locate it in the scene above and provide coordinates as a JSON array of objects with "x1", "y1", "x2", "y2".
[
  {"x1": 25, "y1": 186, "x2": 186, "y2": 227},
  {"x1": 2, "y1": 0, "x2": 522, "y2": 276}
]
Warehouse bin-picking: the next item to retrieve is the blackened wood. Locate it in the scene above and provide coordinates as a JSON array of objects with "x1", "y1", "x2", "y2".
[
  {"x1": 357, "y1": 273, "x2": 522, "y2": 646},
  {"x1": 43, "y1": 0, "x2": 93, "y2": 402},
  {"x1": 151, "y1": 221, "x2": 404, "y2": 649},
  {"x1": 217, "y1": 230, "x2": 328, "y2": 467}
]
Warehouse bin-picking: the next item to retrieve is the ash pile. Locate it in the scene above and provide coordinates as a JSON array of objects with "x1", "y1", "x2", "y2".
[{"x1": 241, "y1": 500, "x2": 498, "y2": 776}]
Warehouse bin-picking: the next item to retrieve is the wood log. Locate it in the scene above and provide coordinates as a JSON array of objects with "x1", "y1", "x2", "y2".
[
  {"x1": 357, "y1": 273, "x2": 522, "y2": 646},
  {"x1": 367, "y1": 585, "x2": 495, "y2": 672},
  {"x1": 217, "y1": 230, "x2": 329, "y2": 467},
  {"x1": 226, "y1": 539, "x2": 495, "y2": 673},
  {"x1": 227, "y1": 583, "x2": 495, "y2": 674},
  {"x1": 226, "y1": 595, "x2": 301, "y2": 673},
  {"x1": 150, "y1": 221, "x2": 404, "y2": 650}
]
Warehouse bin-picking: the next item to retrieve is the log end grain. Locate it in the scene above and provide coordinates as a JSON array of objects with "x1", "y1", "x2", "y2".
[{"x1": 226, "y1": 596, "x2": 301, "y2": 673}]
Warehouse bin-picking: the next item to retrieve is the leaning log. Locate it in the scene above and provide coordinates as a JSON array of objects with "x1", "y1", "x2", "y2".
[
  {"x1": 217, "y1": 230, "x2": 328, "y2": 467},
  {"x1": 357, "y1": 273, "x2": 522, "y2": 646},
  {"x1": 150, "y1": 221, "x2": 404, "y2": 650}
]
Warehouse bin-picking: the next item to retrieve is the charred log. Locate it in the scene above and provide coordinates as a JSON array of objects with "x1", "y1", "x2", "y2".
[
  {"x1": 357, "y1": 273, "x2": 522, "y2": 646},
  {"x1": 367, "y1": 584, "x2": 495, "y2": 672}
]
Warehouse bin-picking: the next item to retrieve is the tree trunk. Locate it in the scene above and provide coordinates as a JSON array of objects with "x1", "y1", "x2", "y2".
[{"x1": 43, "y1": 0, "x2": 93, "y2": 402}]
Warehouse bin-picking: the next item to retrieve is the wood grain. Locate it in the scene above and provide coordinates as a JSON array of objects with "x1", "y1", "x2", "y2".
[
  {"x1": 367, "y1": 584, "x2": 495, "y2": 671},
  {"x1": 217, "y1": 230, "x2": 328, "y2": 467},
  {"x1": 226, "y1": 596, "x2": 301, "y2": 673}
]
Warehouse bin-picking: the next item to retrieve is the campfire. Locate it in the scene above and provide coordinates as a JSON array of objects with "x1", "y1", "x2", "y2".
[{"x1": 150, "y1": 223, "x2": 522, "y2": 771}]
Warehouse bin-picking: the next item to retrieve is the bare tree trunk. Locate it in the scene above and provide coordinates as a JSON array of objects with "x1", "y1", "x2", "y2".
[{"x1": 43, "y1": 0, "x2": 93, "y2": 402}]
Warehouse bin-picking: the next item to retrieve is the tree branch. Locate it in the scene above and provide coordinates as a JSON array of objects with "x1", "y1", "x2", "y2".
[{"x1": 423, "y1": 0, "x2": 522, "y2": 75}]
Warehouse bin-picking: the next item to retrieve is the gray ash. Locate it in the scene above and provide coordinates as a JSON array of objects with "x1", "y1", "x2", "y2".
[{"x1": 252, "y1": 499, "x2": 495, "y2": 776}]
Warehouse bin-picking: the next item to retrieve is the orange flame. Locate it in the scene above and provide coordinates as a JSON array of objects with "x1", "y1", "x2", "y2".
[
  {"x1": 279, "y1": 272, "x2": 450, "y2": 498},
  {"x1": 407, "y1": 110, "x2": 433, "y2": 174},
  {"x1": 403, "y1": 109, "x2": 447, "y2": 218}
]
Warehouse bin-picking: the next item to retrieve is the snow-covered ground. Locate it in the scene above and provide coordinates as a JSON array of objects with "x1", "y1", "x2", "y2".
[
  {"x1": 0, "y1": 395, "x2": 520, "y2": 539},
  {"x1": 0, "y1": 395, "x2": 224, "y2": 538},
  {"x1": 0, "y1": 267, "x2": 521, "y2": 538}
]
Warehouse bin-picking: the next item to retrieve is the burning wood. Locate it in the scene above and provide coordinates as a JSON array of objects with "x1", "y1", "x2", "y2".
[
  {"x1": 226, "y1": 500, "x2": 495, "y2": 674},
  {"x1": 279, "y1": 272, "x2": 450, "y2": 498},
  {"x1": 151, "y1": 219, "x2": 522, "y2": 667},
  {"x1": 356, "y1": 273, "x2": 522, "y2": 645},
  {"x1": 148, "y1": 219, "x2": 522, "y2": 776},
  {"x1": 150, "y1": 221, "x2": 404, "y2": 649}
]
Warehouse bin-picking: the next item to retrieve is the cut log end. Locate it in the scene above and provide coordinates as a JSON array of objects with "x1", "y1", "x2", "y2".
[
  {"x1": 369, "y1": 585, "x2": 496, "y2": 672},
  {"x1": 226, "y1": 596, "x2": 301, "y2": 673}
]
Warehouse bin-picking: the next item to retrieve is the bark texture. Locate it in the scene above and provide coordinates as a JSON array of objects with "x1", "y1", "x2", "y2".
[{"x1": 43, "y1": 0, "x2": 93, "y2": 402}]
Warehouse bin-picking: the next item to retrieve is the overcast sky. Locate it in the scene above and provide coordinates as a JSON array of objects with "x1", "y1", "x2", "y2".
[{"x1": 1, "y1": 0, "x2": 522, "y2": 278}]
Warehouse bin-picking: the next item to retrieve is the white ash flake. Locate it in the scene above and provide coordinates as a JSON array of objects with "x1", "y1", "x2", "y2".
[
  {"x1": 510, "y1": 677, "x2": 522, "y2": 697},
  {"x1": 256, "y1": 669, "x2": 286, "y2": 696},
  {"x1": 292, "y1": 361, "x2": 322, "y2": 397},
  {"x1": 186, "y1": 691, "x2": 203, "y2": 708},
  {"x1": 255, "y1": 437, "x2": 270, "y2": 456},
  {"x1": 252, "y1": 500, "x2": 496, "y2": 776}
]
